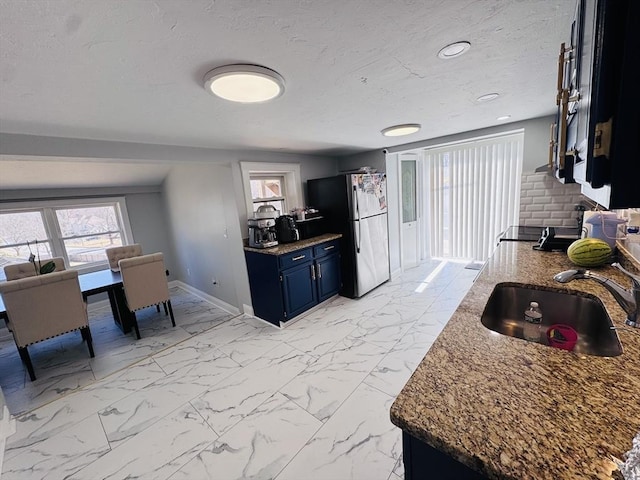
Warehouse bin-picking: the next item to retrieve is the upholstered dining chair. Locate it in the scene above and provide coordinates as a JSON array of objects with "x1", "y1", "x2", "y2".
[
  {"x1": 4, "y1": 257, "x2": 66, "y2": 280},
  {"x1": 118, "y1": 252, "x2": 175, "y2": 339},
  {"x1": 0, "y1": 269, "x2": 94, "y2": 381},
  {"x1": 105, "y1": 244, "x2": 142, "y2": 272}
]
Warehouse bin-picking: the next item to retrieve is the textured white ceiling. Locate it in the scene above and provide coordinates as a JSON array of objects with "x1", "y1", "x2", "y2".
[{"x1": 0, "y1": 0, "x2": 573, "y2": 159}]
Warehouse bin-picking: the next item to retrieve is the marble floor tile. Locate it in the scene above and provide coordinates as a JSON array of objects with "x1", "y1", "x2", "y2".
[
  {"x1": 5, "y1": 358, "x2": 95, "y2": 416},
  {"x1": 217, "y1": 334, "x2": 284, "y2": 367},
  {"x1": 350, "y1": 302, "x2": 425, "y2": 350},
  {"x1": 89, "y1": 327, "x2": 193, "y2": 380},
  {"x1": 190, "y1": 314, "x2": 271, "y2": 349},
  {"x1": 393, "y1": 454, "x2": 405, "y2": 478},
  {"x1": 364, "y1": 327, "x2": 439, "y2": 398},
  {"x1": 2, "y1": 260, "x2": 477, "y2": 480},
  {"x1": 275, "y1": 382, "x2": 401, "y2": 480},
  {"x1": 0, "y1": 285, "x2": 239, "y2": 414},
  {"x1": 69, "y1": 404, "x2": 216, "y2": 480},
  {"x1": 280, "y1": 337, "x2": 387, "y2": 422},
  {"x1": 98, "y1": 350, "x2": 240, "y2": 448},
  {"x1": 191, "y1": 343, "x2": 312, "y2": 436},
  {"x1": 171, "y1": 393, "x2": 321, "y2": 480},
  {"x1": 284, "y1": 312, "x2": 359, "y2": 357},
  {"x1": 327, "y1": 287, "x2": 392, "y2": 315},
  {"x1": 6, "y1": 358, "x2": 165, "y2": 459},
  {"x1": 2, "y1": 413, "x2": 110, "y2": 480}
]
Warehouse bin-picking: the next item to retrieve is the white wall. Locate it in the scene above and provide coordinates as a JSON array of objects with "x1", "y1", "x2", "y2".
[
  {"x1": 384, "y1": 153, "x2": 401, "y2": 276},
  {"x1": 378, "y1": 116, "x2": 553, "y2": 173},
  {"x1": 0, "y1": 134, "x2": 340, "y2": 311},
  {"x1": 163, "y1": 164, "x2": 249, "y2": 309},
  {"x1": 337, "y1": 150, "x2": 386, "y2": 174}
]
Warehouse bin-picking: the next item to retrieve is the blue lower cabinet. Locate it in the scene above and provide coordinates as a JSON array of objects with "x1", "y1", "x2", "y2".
[
  {"x1": 316, "y1": 253, "x2": 341, "y2": 302},
  {"x1": 245, "y1": 240, "x2": 341, "y2": 326},
  {"x1": 281, "y1": 262, "x2": 317, "y2": 319}
]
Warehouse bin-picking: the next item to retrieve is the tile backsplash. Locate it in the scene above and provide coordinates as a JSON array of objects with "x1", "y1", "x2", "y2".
[{"x1": 519, "y1": 172, "x2": 587, "y2": 228}]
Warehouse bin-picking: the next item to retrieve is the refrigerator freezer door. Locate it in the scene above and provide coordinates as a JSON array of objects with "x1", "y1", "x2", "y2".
[
  {"x1": 354, "y1": 213, "x2": 390, "y2": 297},
  {"x1": 351, "y1": 173, "x2": 387, "y2": 220}
]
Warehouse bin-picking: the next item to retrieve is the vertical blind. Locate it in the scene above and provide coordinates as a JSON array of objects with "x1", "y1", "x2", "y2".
[{"x1": 426, "y1": 132, "x2": 523, "y2": 262}]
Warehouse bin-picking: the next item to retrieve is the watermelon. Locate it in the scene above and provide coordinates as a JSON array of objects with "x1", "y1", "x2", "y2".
[{"x1": 567, "y1": 238, "x2": 612, "y2": 267}]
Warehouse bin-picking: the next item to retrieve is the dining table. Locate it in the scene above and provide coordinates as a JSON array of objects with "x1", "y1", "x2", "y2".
[{"x1": 0, "y1": 269, "x2": 136, "y2": 335}]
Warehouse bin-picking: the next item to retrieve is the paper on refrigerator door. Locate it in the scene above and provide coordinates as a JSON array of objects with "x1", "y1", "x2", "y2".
[{"x1": 352, "y1": 173, "x2": 387, "y2": 218}]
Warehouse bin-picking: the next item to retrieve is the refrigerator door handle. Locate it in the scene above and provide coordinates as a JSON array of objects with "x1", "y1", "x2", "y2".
[{"x1": 354, "y1": 185, "x2": 361, "y2": 253}]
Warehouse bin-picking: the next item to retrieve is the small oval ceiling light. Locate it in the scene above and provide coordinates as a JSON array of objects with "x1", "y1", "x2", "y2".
[
  {"x1": 381, "y1": 124, "x2": 421, "y2": 137},
  {"x1": 203, "y1": 64, "x2": 285, "y2": 103},
  {"x1": 476, "y1": 93, "x2": 500, "y2": 102},
  {"x1": 437, "y1": 41, "x2": 471, "y2": 59},
  {"x1": 497, "y1": 115, "x2": 511, "y2": 121}
]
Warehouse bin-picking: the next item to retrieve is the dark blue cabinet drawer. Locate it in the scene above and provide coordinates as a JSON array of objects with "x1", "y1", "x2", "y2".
[
  {"x1": 313, "y1": 240, "x2": 340, "y2": 259},
  {"x1": 278, "y1": 248, "x2": 313, "y2": 269}
]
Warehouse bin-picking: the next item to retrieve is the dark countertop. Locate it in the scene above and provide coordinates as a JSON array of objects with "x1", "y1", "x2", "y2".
[
  {"x1": 243, "y1": 233, "x2": 342, "y2": 255},
  {"x1": 500, "y1": 225, "x2": 581, "y2": 242},
  {"x1": 390, "y1": 241, "x2": 639, "y2": 480}
]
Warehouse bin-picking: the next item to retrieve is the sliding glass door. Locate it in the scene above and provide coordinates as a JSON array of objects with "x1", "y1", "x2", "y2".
[{"x1": 425, "y1": 132, "x2": 524, "y2": 262}]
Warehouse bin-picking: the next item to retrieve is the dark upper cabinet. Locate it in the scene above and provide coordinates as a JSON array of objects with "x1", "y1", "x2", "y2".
[{"x1": 552, "y1": 0, "x2": 639, "y2": 208}]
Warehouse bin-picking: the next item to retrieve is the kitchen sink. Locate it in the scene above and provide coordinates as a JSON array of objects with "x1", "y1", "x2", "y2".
[{"x1": 481, "y1": 283, "x2": 622, "y2": 357}]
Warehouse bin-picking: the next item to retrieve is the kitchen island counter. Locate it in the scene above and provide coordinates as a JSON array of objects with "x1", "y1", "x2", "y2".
[{"x1": 390, "y1": 241, "x2": 639, "y2": 479}]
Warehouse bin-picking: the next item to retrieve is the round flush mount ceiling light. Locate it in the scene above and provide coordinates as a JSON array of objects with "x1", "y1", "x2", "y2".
[
  {"x1": 381, "y1": 124, "x2": 421, "y2": 137},
  {"x1": 437, "y1": 41, "x2": 471, "y2": 59},
  {"x1": 476, "y1": 93, "x2": 500, "y2": 102},
  {"x1": 497, "y1": 115, "x2": 511, "y2": 121},
  {"x1": 203, "y1": 64, "x2": 285, "y2": 103}
]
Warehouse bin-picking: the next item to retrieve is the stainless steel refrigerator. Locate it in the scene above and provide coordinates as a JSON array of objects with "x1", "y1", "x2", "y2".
[{"x1": 307, "y1": 173, "x2": 390, "y2": 298}]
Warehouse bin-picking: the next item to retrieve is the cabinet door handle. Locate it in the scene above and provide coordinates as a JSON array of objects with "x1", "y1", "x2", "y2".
[
  {"x1": 292, "y1": 255, "x2": 306, "y2": 261},
  {"x1": 317, "y1": 264, "x2": 322, "y2": 279},
  {"x1": 310, "y1": 264, "x2": 316, "y2": 280},
  {"x1": 323, "y1": 245, "x2": 335, "y2": 251}
]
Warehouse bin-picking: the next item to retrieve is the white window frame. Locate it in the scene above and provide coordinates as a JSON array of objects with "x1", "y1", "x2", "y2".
[
  {"x1": 250, "y1": 175, "x2": 287, "y2": 213},
  {"x1": 240, "y1": 162, "x2": 302, "y2": 217},
  {"x1": 0, "y1": 196, "x2": 134, "y2": 275}
]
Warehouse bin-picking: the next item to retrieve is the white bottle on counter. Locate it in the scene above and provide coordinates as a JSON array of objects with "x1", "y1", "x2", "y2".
[{"x1": 523, "y1": 301, "x2": 543, "y2": 342}]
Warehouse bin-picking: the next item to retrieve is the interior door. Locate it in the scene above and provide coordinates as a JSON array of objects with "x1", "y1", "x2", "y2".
[{"x1": 401, "y1": 157, "x2": 419, "y2": 269}]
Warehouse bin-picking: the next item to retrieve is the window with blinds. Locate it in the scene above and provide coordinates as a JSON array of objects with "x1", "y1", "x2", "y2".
[{"x1": 425, "y1": 132, "x2": 524, "y2": 262}]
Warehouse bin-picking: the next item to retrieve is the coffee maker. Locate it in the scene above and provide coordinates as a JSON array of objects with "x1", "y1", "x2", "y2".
[
  {"x1": 248, "y1": 218, "x2": 278, "y2": 248},
  {"x1": 275, "y1": 215, "x2": 300, "y2": 243}
]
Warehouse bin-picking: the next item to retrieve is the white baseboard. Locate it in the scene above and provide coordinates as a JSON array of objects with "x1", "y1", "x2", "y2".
[
  {"x1": 171, "y1": 280, "x2": 241, "y2": 316},
  {"x1": 85, "y1": 281, "x2": 242, "y2": 317},
  {"x1": 242, "y1": 304, "x2": 254, "y2": 317}
]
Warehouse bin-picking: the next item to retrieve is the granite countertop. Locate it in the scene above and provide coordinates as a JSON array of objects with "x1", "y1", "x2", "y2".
[
  {"x1": 243, "y1": 233, "x2": 342, "y2": 255},
  {"x1": 390, "y1": 241, "x2": 640, "y2": 480}
]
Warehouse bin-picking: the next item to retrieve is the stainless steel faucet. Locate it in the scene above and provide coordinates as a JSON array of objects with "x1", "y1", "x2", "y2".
[{"x1": 554, "y1": 263, "x2": 640, "y2": 328}]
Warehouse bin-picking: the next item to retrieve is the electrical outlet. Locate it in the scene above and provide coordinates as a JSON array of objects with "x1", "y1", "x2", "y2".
[{"x1": 187, "y1": 268, "x2": 191, "y2": 276}]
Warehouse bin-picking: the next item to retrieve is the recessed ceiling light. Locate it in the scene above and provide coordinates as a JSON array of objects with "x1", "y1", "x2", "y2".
[
  {"x1": 497, "y1": 115, "x2": 511, "y2": 121},
  {"x1": 203, "y1": 64, "x2": 285, "y2": 103},
  {"x1": 476, "y1": 93, "x2": 500, "y2": 102},
  {"x1": 437, "y1": 41, "x2": 471, "y2": 59},
  {"x1": 381, "y1": 124, "x2": 421, "y2": 137}
]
